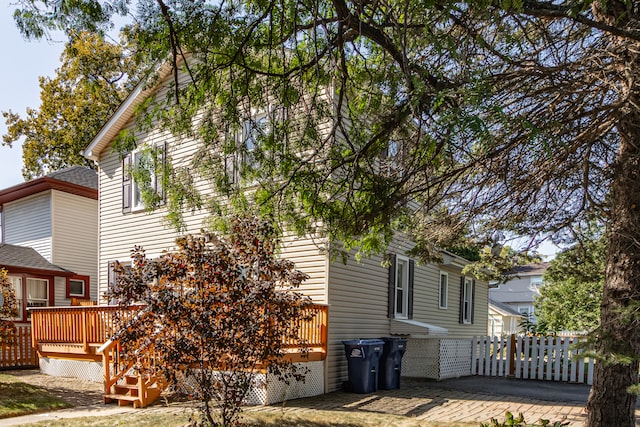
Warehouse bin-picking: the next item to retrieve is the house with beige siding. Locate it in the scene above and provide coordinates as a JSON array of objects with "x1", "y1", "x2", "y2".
[
  {"x1": 0, "y1": 167, "x2": 99, "y2": 322},
  {"x1": 77, "y1": 62, "x2": 488, "y2": 398}
]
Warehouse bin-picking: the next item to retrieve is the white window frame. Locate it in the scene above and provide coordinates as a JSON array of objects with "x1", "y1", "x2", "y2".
[
  {"x1": 131, "y1": 149, "x2": 156, "y2": 211},
  {"x1": 439, "y1": 271, "x2": 448, "y2": 309},
  {"x1": 238, "y1": 112, "x2": 268, "y2": 174},
  {"x1": 394, "y1": 255, "x2": 410, "y2": 319},
  {"x1": 463, "y1": 277, "x2": 473, "y2": 324},
  {"x1": 125, "y1": 145, "x2": 165, "y2": 213},
  {"x1": 26, "y1": 278, "x2": 49, "y2": 307},
  {"x1": 69, "y1": 279, "x2": 86, "y2": 297},
  {"x1": 518, "y1": 306, "x2": 535, "y2": 322}
]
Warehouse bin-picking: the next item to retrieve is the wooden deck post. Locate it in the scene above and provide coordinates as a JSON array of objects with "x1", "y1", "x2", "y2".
[{"x1": 82, "y1": 309, "x2": 89, "y2": 353}]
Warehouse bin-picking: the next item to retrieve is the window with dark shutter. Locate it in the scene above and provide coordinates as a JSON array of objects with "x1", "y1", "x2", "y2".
[
  {"x1": 388, "y1": 254, "x2": 396, "y2": 318},
  {"x1": 388, "y1": 254, "x2": 414, "y2": 319},
  {"x1": 122, "y1": 154, "x2": 132, "y2": 213},
  {"x1": 459, "y1": 276, "x2": 474, "y2": 324},
  {"x1": 123, "y1": 144, "x2": 167, "y2": 213}
]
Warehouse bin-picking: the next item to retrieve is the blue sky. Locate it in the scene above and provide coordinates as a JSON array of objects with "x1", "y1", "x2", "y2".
[{"x1": 0, "y1": 4, "x2": 65, "y2": 189}]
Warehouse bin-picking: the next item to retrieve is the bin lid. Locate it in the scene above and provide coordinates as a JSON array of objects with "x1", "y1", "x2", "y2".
[
  {"x1": 342, "y1": 339, "x2": 385, "y2": 346},
  {"x1": 380, "y1": 336, "x2": 407, "y2": 342}
]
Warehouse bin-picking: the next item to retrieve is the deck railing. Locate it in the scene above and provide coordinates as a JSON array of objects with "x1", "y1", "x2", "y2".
[
  {"x1": 30, "y1": 303, "x2": 328, "y2": 355},
  {"x1": 30, "y1": 305, "x2": 142, "y2": 352}
]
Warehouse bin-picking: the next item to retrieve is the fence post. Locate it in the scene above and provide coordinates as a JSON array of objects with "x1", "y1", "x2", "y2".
[{"x1": 509, "y1": 334, "x2": 516, "y2": 377}]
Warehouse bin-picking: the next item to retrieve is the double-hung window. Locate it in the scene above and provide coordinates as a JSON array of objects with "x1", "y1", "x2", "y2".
[
  {"x1": 242, "y1": 113, "x2": 268, "y2": 171},
  {"x1": 388, "y1": 254, "x2": 414, "y2": 319},
  {"x1": 395, "y1": 256, "x2": 410, "y2": 318},
  {"x1": 460, "y1": 276, "x2": 475, "y2": 324},
  {"x1": 26, "y1": 278, "x2": 48, "y2": 308},
  {"x1": 439, "y1": 271, "x2": 448, "y2": 309},
  {"x1": 122, "y1": 144, "x2": 166, "y2": 213}
]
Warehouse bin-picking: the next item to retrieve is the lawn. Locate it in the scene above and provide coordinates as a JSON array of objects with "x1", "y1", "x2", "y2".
[
  {"x1": 0, "y1": 372, "x2": 71, "y2": 418},
  {"x1": 13, "y1": 409, "x2": 480, "y2": 426}
]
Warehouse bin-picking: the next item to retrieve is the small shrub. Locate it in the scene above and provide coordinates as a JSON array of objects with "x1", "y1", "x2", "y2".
[{"x1": 481, "y1": 411, "x2": 569, "y2": 427}]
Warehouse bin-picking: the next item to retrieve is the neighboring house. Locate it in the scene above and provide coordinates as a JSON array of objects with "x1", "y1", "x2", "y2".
[
  {"x1": 488, "y1": 299, "x2": 522, "y2": 336},
  {"x1": 0, "y1": 243, "x2": 74, "y2": 324},
  {"x1": 488, "y1": 262, "x2": 550, "y2": 335},
  {"x1": 35, "y1": 62, "x2": 489, "y2": 400},
  {"x1": 0, "y1": 167, "x2": 99, "y2": 319}
]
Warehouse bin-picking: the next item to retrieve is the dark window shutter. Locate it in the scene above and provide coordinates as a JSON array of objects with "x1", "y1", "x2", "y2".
[
  {"x1": 388, "y1": 254, "x2": 397, "y2": 318},
  {"x1": 122, "y1": 154, "x2": 132, "y2": 213},
  {"x1": 459, "y1": 276, "x2": 465, "y2": 324},
  {"x1": 471, "y1": 279, "x2": 476, "y2": 324},
  {"x1": 156, "y1": 143, "x2": 167, "y2": 204},
  {"x1": 408, "y1": 259, "x2": 415, "y2": 319}
]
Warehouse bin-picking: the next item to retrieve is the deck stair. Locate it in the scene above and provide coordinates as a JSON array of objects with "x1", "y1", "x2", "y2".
[
  {"x1": 104, "y1": 372, "x2": 164, "y2": 408},
  {"x1": 99, "y1": 339, "x2": 166, "y2": 408}
]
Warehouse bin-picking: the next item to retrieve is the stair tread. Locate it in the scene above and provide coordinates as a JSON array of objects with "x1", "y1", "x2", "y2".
[
  {"x1": 104, "y1": 394, "x2": 141, "y2": 401},
  {"x1": 115, "y1": 383, "x2": 139, "y2": 389}
]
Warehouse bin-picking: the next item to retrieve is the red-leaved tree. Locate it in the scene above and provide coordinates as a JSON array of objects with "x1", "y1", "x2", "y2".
[{"x1": 108, "y1": 216, "x2": 313, "y2": 426}]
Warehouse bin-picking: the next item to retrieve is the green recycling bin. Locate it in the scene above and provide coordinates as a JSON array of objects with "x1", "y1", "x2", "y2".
[{"x1": 342, "y1": 339, "x2": 384, "y2": 393}]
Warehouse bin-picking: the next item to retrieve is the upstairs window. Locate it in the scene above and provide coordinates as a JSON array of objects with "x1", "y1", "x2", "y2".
[
  {"x1": 226, "y1": 106, "x2": 287, "y2": 184},
  {"x1": 122, "y1": 144, "x2": 166, "y2": 213},
  {"x1": 380, "y1": 139, "x2": 404, "y2": 177},
  {"x1": 241, "y1": 113, "x2": 268, "y2": 171}
]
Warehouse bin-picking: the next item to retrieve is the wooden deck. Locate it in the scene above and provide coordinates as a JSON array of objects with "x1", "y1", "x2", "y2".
[
  {"x1": 30, "y1": 304, "x2": 328, "y2": 362},
  {"x1": 30, "y1": 303, "x2": 328, "y2": 408}
]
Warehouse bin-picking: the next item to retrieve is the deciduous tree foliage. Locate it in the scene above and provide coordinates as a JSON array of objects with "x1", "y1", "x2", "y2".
[
  {"x1": 13, "y1": 0, "x2": 640, "y2": 425},
  {"x1": 108, "y1": 216, "x2": 312, "y2": 426},
  {"x1": 2, "y1": 30, "x2": 142, "y2": 179},
  {"x1": 535, "y1": 236, "x2": 605, "y2": 335},
  {"x1": 0, "y1": 269, "x2": 18, "y2": 343}
]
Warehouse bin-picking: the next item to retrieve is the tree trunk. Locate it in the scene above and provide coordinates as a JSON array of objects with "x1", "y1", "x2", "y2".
[{"x1": 586, "y1": 43, "x2": 640, "y2": 424}]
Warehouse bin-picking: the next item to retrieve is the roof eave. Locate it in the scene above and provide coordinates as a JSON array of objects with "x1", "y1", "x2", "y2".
[
  {"x1": 0, "y1": 177, "x2": 97, "y2": 205},
  {"x1": 83, "y1": 60, "x2": 178, "y2": 162}
]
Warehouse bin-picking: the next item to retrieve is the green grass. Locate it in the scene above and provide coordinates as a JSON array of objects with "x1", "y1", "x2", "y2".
[{"x1": 0, "y1": 372, "x2": 71, "y2": 419}]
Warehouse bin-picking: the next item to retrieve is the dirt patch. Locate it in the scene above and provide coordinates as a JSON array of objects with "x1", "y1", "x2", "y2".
[{"x1": 3, "y1": 369, "x2": 103, "y2": 407}]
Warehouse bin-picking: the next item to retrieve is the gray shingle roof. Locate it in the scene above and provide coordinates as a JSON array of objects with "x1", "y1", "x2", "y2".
[
  {"x1": 508, "y1": 262, "x2": 550, "y2": 276},
  {"x1": 0, "y1": 243, "x2": 71, "y2": 273},
  {"x1": 46, "y1": 166, "x2": 98, "y2": 190}
]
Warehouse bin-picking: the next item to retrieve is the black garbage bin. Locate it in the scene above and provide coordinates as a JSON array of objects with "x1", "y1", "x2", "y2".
[
  {"x1": 378, "y1": 336, "x2": 407, "y2": 390},
  {"x1": 342, "y1": 339, "x2": 384, "y2": 393}
]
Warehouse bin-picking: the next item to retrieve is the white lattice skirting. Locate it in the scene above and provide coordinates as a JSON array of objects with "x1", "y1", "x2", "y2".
[
  {"x1": 39, "y1": 357, "x2": 104, "y2": 383},
  {"x1": 175, "y1": 361, "x2": 325, "y2": 405},
  {"x1": 39, "y1": 356, "x2": 324, "y2": 406},
  {"x1": 402, "y1": 338, "x2": 472, "y2": 380}
]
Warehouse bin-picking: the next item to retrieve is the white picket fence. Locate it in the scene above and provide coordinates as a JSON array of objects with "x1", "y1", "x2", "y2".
[{"x1": 471, "y1": 335, "x2": 594, "y2": 385}]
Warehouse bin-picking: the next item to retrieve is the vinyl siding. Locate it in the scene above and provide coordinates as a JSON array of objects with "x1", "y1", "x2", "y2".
[
  {"x1": 325, "y1": 241, "x2": 489, "y2": 392},
  {"x1": 96, "y1": 68, "x2": 329, "y2": 302},
  {"x1": 3, "y1": 192, "x2": 53, "y2": 260},
  {"x1": 326, "y1": 253, "x2": 390, "y2": 392},
  {"x1": 54, "y1": 276, "x2": 69, "y2": 306},
  {"x1": 93, "y1": 63, "x2": 492, "y2": 395},
  {"x1": 51, "y1": 190, "x2": 99, "y2": 300},
  {"x1": 489, "y1": 275, "x2": 542, "y2": 305}
]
